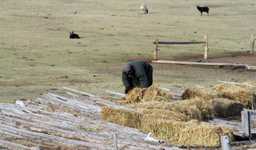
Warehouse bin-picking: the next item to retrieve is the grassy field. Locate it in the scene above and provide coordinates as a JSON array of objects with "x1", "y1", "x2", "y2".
[{"x1": 1, "y1": 0, "x2": 256, "y2": 102}]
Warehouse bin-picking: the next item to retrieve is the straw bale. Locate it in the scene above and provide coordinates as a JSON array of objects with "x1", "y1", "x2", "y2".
[
  {"x1": 101, "y1": 85, "x2": 248, "y2": 147},
  {"x1": 121, "y1": 86, "x2": 171, "y2": 104},
  {"x1": 214, "y1": 83, "x2": 253, "y2": 106},
  {"x1": 212, "y1": 98, "x2": 244, "y2": 118},
  {"x1": 132, "y1": 98, "x2": 214, "y2": 121},
  {"x1": 129, "y1": 97, "x2": 243, "y2": 120},
  {"x1": 182, "y1": 87, "x2": 214, "y2": 100},
  {"x1": 170, "y1": 98, "x2": 214, "y2": 121},
  {"x1": 142, "y1": 85, "x2": 171, "y2": 102},
  {"x1": 141, "y1": 108, "x2": 188, "y2": 121},
  {"x1": 140, "y1": 119, "x2": 233, "y2": 147},
  {"x1": 101, "y1": 107, "x2": 142, "y2": 128},
  {"x1": 130, "y1": 101, "x2": 173, "y2": 110},
  {"x1": 101, "y1": 102, "x2": 235, "y2": 147}
]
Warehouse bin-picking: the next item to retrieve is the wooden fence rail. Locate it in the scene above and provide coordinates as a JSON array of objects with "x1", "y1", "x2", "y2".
[{"x1": 153, "y1": 35, "x2": 208, "y2": 60}]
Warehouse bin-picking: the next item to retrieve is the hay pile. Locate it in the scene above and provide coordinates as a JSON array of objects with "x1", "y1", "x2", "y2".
[
  {"x1": 181, "y1": 87, "x2": 214, "y2": 100},
  {"x1": 102, "y1": 84, "x2": 255, "y2": 147},
  {"x1": 101, "y1": 107, "x2": 142, "y2": 128},
  {"x1": 141, "y1": 108, "x2": 188, "y2": 121},
  {"x1": 101, "y1": 105, "x2": 233, "y2": 147},
  {"x1": 133, "y1": 98, "x2": 213, "y2": 121},
  {"x1": 141, "y1": 119, "x2": 232, "y2": 147},
  {"x1": 121, "y1": 86, "x2": 171, "y2": 104},
  {"x1": 214, "y1": 83, "x2": 254, "y2": 106},
  {"x1": 212, "y1": 98, "x2": 244, "y2": 118}
]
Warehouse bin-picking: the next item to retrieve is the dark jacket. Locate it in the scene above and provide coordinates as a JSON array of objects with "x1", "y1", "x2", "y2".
[{"x1": 122, "y1": 61, "x2": 153, "y2": 93}]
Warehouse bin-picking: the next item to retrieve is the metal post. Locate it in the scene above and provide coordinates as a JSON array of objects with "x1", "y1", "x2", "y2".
[
  {"x1": 204, "y1": 35, "x2": 208, "y2": 61},
  {"x1": 248, "y1": 111, "x2": 252, "y2": 141},
  {"x1": 252, "y1": 93, "x2": 256, "y2": 110}
]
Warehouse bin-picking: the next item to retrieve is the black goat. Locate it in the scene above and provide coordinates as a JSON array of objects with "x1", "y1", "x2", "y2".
[
  {"x1": 69, "y1": 31, "x2": 80, "y2": 39},
  {"x1": 196, "y1": 6, "x2": 209, "y2": 16},
  {"x1": 144, "y1": 8, "x2": 149, "y2": 14},
  {"x1": 140, "y1": 4, "x2": 149, "y2": 14}
]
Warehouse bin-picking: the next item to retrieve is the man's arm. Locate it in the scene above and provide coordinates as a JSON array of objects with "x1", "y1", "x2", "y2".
[{"x1": 122, "y1": 71, "x2": 133, "y2": 94}]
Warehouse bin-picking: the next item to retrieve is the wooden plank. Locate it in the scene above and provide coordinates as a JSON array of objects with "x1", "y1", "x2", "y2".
[
  {"x1": 62, "y1": 87, "x2": 133, "y2": 111},
  {"x1": 152, "y1": 60, "x2": 248, "y2": 68},
  {"x1": 63, "y1": 87, "x2": 96, "y2": 97},
  {"x1": 0, "y1": 139, "x2": 32, "y2": 150},
  {"x1": 218, "y1": 80, "x2": 255, "y2": 87},
  {"x1": 105, "y1": 90, "x2": 126, "y2": 98},
  {"x1": 247, "y1": 65, "x2": 256, "y2": 70},
  {"x1": 0, "y1": 91, "x2": 182, "y2": 150},
  {"x1": 0, "y1": 124, "x2": 95, "y2": 148},
  {"x1": 153, "y1": 41, "x2": 205, "y2": 45},
  {"x1": 204, "y1": 35, "x2": 208, "y2": 60}
]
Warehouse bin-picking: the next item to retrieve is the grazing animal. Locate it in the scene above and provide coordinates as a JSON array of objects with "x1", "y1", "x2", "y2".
[
  {"x1": 196, "y1": 6, "x2": 209, "y2": 16},
  {"x1": 140, "y1": 4, "x2": 149, "y2": 14},
  {"x1": 69, "y1": 31, "x2": 80, "y2": 39}
]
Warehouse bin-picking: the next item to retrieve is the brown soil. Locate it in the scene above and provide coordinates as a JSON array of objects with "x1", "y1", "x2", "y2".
[{"x1": 186, "y1": 51, "x2": 256, "y2": 66}]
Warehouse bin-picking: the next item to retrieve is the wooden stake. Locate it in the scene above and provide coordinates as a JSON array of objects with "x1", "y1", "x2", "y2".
[
  {"x1": 251, "y1": 34, "x2": 255, "y2": 54},
  {"x1": 154, "y1": 39, "x2": 159, "y2": 60},
  {"x1": 252, "y1": 93, "x2": 256, "y2": 110},
  {"x1": 204, "y1": 35, "x2": 208, "y2": 60},
  {"x1": 113, "y1": 133, "x2": 118, "y2": 150}
]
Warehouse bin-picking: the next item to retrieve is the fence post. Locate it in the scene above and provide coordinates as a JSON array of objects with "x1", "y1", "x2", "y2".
[
  {"x1": 251, "y1": 34, "x2": 255, "y2": 54},
  {"x1": 204, "y1": 35, "x2": 208, "y2": 61},
  {"x1": 113, "y1": 133, "x2": 118, "y2": 150},
  {"x1": 154, "y1": 39, "x2": 159, "y2": 60},
  {"x1": 252, "y1": 93, "x2": 256, "y2": 110}
]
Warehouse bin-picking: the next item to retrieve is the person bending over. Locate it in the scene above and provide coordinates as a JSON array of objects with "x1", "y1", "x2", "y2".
[{"x1": 122, "y1": 61, "x2": 153, "y2": 94}]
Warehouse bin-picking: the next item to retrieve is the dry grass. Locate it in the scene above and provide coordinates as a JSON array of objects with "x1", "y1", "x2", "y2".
[
  {"x1": 101, "y1": 106, "x2": 142, "y2": 128},
  {"x1": 134, "y1": 97, "x2": 213, "y2": 121},
  {"x1": 2, "y1": 0, "x2": 256, "y2": 102},
  {"x1": 171, "y1": 98, "x2": 214, "y2": 121},
  {"x1": 120, "y1": 88, "x2": 144, "y2": 104},
  {"x1": 181, "y1": 87, "x2": 214, "y2": 100},
  {"x1": 141, "y1": 119, "x2": 233, "y2": 147},
  {"x1": 101, "y1": 105, "x2": 233, "y2": 147},
  {"x1": 101, "y1": 84, "x2": 256, "y2": 147},
  {"x1": 214, "y1": 83, "x2": 254, "y2": 106},
  {"x1": 212, "y1": 98, "x2": 244, "y2": 118},
  {"x1": 141, "y1": 108, "x2": 188, "y2": 121},
  {"x1": 143, "y1": 85, "x2": 172, "y2": 102},
  {"x1": 120, "y1": 86, "x2": 172, "y2": 104}
]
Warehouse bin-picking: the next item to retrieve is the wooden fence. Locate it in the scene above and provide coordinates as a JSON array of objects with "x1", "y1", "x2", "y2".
[{"x1": 153, "y1": 35, "x2": 208, "y2": 60}]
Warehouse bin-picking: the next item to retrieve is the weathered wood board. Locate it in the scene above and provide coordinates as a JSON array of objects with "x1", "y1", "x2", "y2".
[{"x1": 0, "y1": 87, "x2": 181, "y2": 150}]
